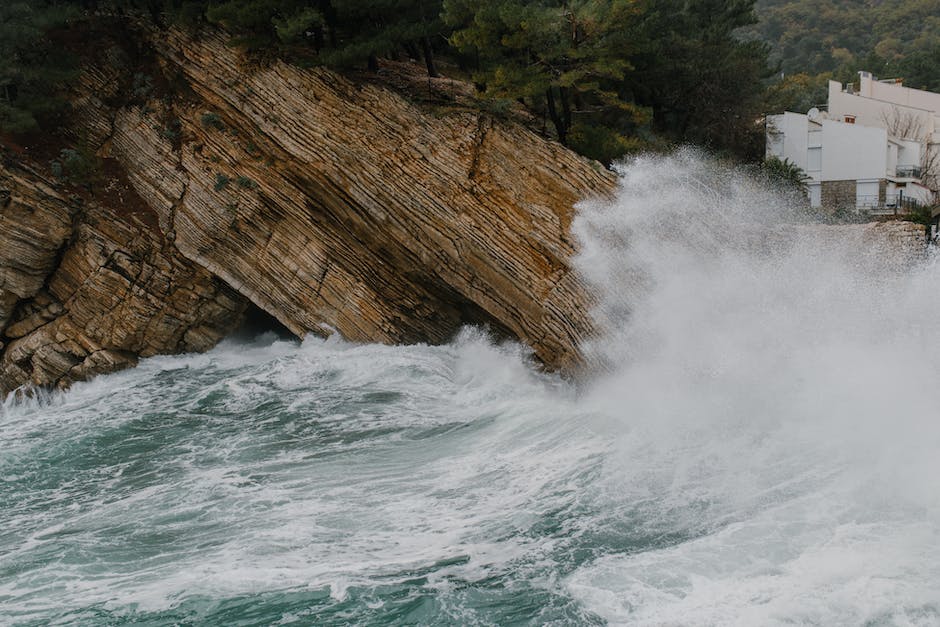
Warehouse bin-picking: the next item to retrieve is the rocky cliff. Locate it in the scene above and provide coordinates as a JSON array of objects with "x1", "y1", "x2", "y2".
[
  {"x1": 0, "y1": 26, "x2": 617, "y2": 395},
  {"x1": 0, "y1": 161, "x2": 247, "y2": 394}
]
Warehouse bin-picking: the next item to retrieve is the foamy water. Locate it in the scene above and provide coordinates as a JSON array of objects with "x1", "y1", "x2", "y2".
[{"x1": 2, "y1": 152, "x2": 938, "y2": 625}]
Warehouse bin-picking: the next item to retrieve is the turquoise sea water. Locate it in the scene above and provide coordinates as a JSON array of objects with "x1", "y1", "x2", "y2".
[
  {"x1": 0, "y1": 332, "x2": 613, "y2": 625},
  {"x1": 3, "y1": 154, "x2": 940, "y2": 625}
]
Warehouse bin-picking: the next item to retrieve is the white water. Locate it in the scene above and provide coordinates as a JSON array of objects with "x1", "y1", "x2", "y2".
[
  {"x1": 2, "y1": 151, "x2": 939, "y2": 625},
  {"x1": 567, "y1": 151, "x2": 940, "y2": 625}
]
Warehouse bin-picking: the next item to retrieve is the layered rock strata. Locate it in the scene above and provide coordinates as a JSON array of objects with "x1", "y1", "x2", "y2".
[
  {"x1": 1, "y1": 26, "x2": 618, "y2": 394},
  {"x1": 0, "y1": 162, "x2": 247, "y2": 394},
  {"x1": 153, "y1": 31, "x2": 615, "y2": 368},
  {"x1": 2, "y1": 26, "x2": 934, "y2": 397}
]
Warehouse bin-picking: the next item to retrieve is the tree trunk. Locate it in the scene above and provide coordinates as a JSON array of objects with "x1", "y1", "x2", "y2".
[
  {"x1": 546, "y1": 88, "x2": 567, "y2": 145},
  {"x1": 421, "y1": 36, "x2": 440, "y2": 78},
  {"x1": 560, "y1": 86, "x2": 572, "y2": 134},
  {"x1": 368, "y1": 53, "x2": 379, "y2": 73},
  {"x1": 319, "y1": 0, "x2": 338, "y2": 48}
]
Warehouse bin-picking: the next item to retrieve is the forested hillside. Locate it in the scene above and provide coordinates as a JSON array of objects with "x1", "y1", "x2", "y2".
[
  {"x1": 749, "y1": 0, "x2": 940, "y2": 92},
  {"x1": 5, "y1": 0, "x2": 937, "y2": 167},
  {"x1": 1, "y1": 0, "x2": 770, "y2": 164}
]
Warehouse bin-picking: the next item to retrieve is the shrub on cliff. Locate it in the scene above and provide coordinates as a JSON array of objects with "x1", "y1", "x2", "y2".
[
  {"x1": 202, "y1": 0, "x2": 446, "y2": 74},
  {"x1": 51, "y1": 145, "x2": 101, "y2": 186}
]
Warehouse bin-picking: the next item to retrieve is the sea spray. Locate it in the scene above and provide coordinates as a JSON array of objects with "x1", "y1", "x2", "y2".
[
  {"x1": 568, "y1": 150, "x2": 940, "y2": 625},
  {"x1": 2, "y1": 152, "x2": 939, "y2": 625}
]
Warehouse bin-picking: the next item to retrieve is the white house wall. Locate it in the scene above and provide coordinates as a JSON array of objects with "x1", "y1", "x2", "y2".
[
  {"x1": 766, "y1": 112, "x2": 809, "y2": 172},
  {"x1": 895, "y1": 138, "x2": 922, "y2": 169},
  {"x1": 819, "y1": 120, "x2": 886, "y2": 182},
  {"x1": 887, "y1": 142, "x2": 899, "y2": 174},
  {"x1": 767, "y1": 113, "x2": 889, "y2": 183},
  {"x1": 828, "y1": 80, "x2": 933, "y2": 138},
  {"x1": 859, "y1": 74, "x2": 940, "y2": 122}
]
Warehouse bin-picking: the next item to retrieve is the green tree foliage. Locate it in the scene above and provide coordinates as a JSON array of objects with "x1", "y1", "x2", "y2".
[
  {"x1": 322, "y1": 0, "x2": 446, "y2": 74},
  {"x1": 626, "y1": 0, "x2": 771, "y2": 158},
  {"x1": 746, "y1": 0, "x2": 940, "y2": 89},
  {"x1": 445, "y1": 0, "x2": 648, "y2": 150},
  {"x1": 763, "y1": 72, "x2": 830, "y2": 114},
  {"x1": 894, "y1": 44, "x2": 940, "y2": 92},
  {"x1": 202, "y1": 0, "x2": 446, "y2": 73},
  {"x1": 203, "y1": 0, "x2": 326, "y2": 50},
  {"x1": 445, "y1": 0, "x2": 768, "y2": 161},
  {"x1": 1, "y1": 0, "x2": 772, "y2": 167},
  {"x1": 762, "y1": 155, "x2": 809, "y2": 193},
  {"x1": 0, "y1": 2, "x2": 79, "y2": 133}
]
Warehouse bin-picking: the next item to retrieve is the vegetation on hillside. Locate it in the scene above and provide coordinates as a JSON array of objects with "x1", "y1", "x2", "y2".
[
  {"x1": 0, "y1": 2, "x2": 79, "y2": 133},
  {"x1": 749, "y1": 0, "x2": 940, "y2": 113},
  {"x1": 5, "y1": 0, "x2": 936, "y2": 168},
  {"x1": 1, "y1": 0, "x2": 772, "y2": 165}
]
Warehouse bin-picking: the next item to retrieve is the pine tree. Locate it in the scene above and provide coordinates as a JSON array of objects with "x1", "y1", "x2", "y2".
[
  {"x1": 202, "y1": 0, "x2": 447, "y2": 74},
  {"x1": 313, "y1": 0, "x2": 446, "y2": 73},
  {"x1": 204, "y1": 0, "x2": 326, "y2": 50},
  {"x1": 625, "y1": 0, "x2": 771, "y2": 158},
  {"x1": 445, "y1": 0, "x2": 648, "y2": 153},
  {"x1": 0, "y1": 1, "x2": 80, "y2": 134}
]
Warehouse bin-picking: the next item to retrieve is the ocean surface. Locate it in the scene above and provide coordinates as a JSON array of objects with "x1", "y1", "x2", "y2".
[{"x1": 2, "y1": 153, "x2": 940, "y2": 625}]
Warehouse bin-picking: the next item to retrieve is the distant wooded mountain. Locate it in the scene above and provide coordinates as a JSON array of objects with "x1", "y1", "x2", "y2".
[{"x1": 747, "y1": 0, "x2": 940, "y2": 91}]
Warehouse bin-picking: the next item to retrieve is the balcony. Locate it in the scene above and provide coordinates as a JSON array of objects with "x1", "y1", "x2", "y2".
[
  {"x1": 893, "y1": 166, "x2": 922, "y2": 179},
  {"x1": 857, "y1": 194, "x2": 923, "y2": 215}
]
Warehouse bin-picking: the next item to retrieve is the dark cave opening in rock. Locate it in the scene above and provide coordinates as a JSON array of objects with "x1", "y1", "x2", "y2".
[{"x1": 232, "y1": 302, "x2": 298, "y2": 342}]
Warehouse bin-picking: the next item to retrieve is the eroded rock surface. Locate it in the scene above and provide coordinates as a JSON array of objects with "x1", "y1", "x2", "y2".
[
  {"x1": 119, "y1": 30, "x2": 615, "y2": 370},
  {"x1": 0, "y1": 162, "x2": 247, "y2": 395},
  {"x1": 1, "y1": 25, "x2": 618, "y2": 394},
  {"x1": 0, "y1": 165, "x2": 76, "y2": 335}
]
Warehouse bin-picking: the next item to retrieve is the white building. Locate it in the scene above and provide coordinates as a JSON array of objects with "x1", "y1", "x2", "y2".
[{"x1": 766, "y1": 72, "x2": 939, "y2": 212}]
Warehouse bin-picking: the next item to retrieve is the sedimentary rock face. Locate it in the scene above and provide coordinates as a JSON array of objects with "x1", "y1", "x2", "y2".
[{"x1": 1, "y1": 26, "x2": 617, "y2": 394}]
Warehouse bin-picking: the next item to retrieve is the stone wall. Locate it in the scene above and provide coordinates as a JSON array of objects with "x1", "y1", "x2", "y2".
[
  {"x1": 820, "y1": 179, "x2": 856, "y2": 210},
  {"x1": 819, "y1": 178, "x2": 889, "y2": 211}
]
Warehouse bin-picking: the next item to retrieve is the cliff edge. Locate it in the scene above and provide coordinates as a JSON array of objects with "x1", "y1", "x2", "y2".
[{"x1": 0, "y1": 26, "x2": 616, "y2": 395}]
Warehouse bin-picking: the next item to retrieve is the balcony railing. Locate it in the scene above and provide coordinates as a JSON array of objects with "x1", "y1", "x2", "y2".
[
  {"x1": 856, "y1": 194, "x2": 923, "y2": 215},
  {"x1": 894, "y1": 166, "x2": 923, "y2": 179}
]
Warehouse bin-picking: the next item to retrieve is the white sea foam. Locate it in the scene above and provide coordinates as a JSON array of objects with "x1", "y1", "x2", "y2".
[
  {"x1": 2, "y1": 151, "x2": 938, "y2": 624},
  {"x1": 0, "y1": 330, "x2": 609, "y2": 621},
  {"x1": 566, "y1": 150, "x2": 940, "y2": 625}
]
